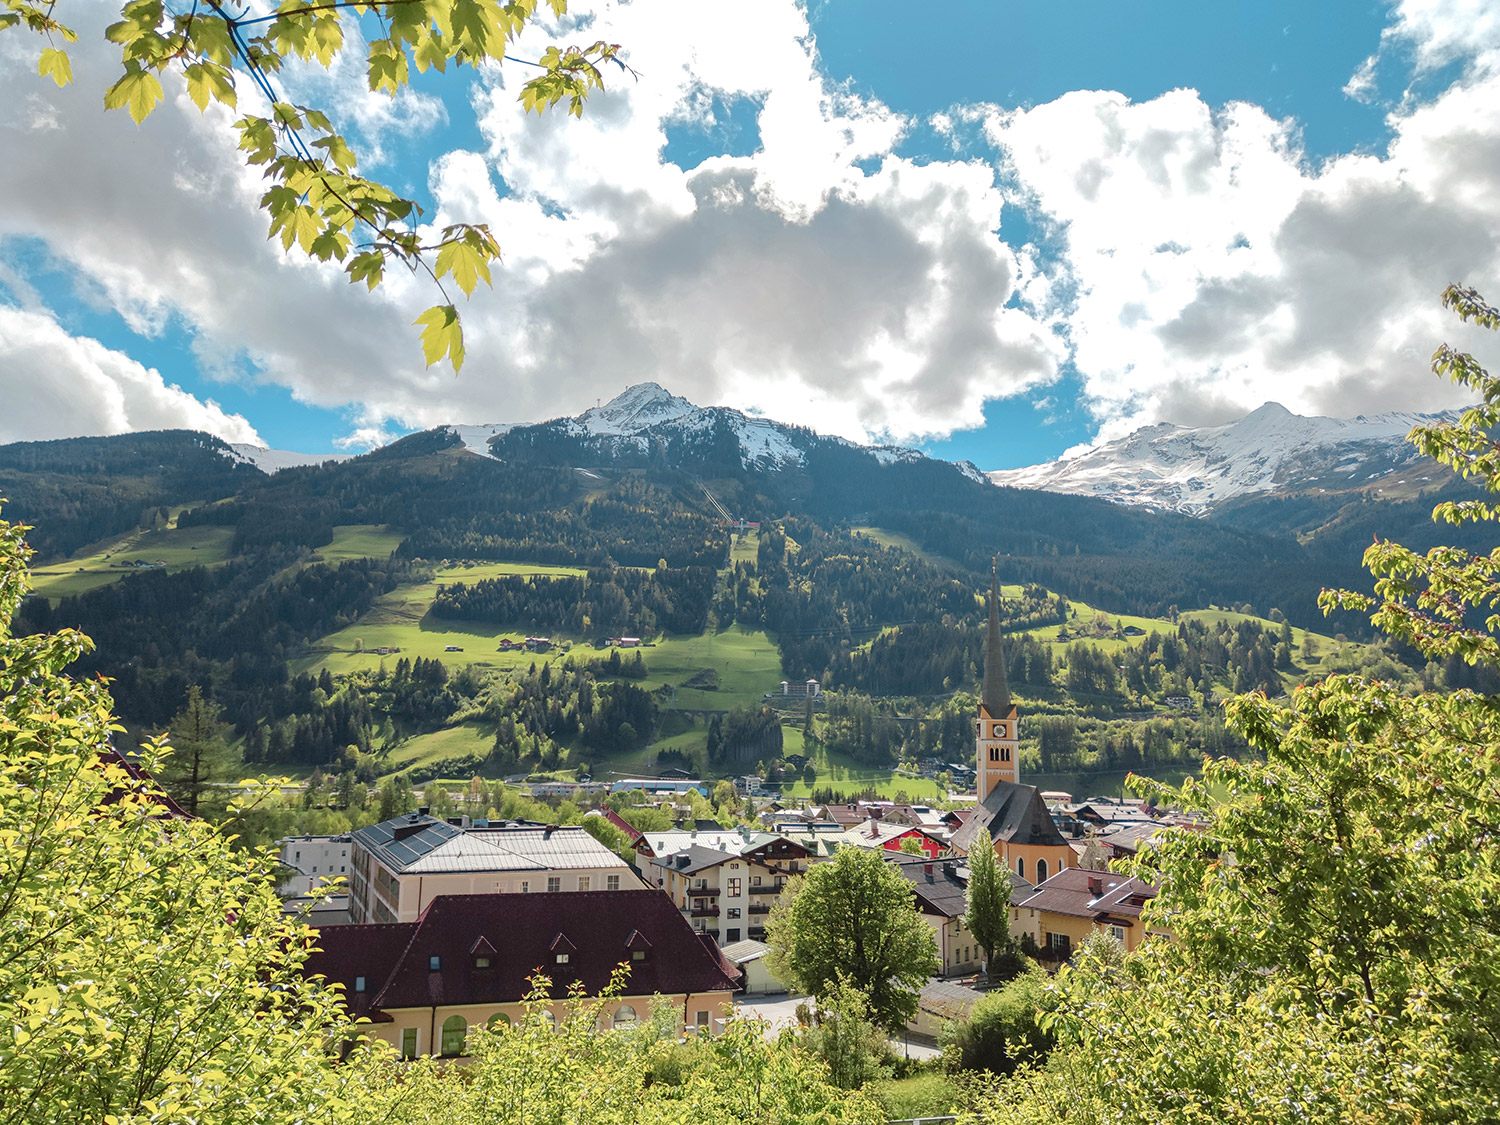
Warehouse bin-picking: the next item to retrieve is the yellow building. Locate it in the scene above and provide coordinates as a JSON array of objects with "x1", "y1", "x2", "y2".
[
  {"x1": 1014, "y1": 867, "x2": 1160, "y2": 959},
  {"x1": 307, "y1": 890, "x2": 738, "y2": 1058},
  {"x1": 951, "y1": 572, "x2": 1077, "y2": 884}
]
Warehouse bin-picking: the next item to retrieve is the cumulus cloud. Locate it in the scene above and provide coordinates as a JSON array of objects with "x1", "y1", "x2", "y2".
[
  {"x1": 975, "y1": 64, "x2": 1500, "y2": 444},
  {"x1": 0, "y1": 307, "x2": 259, "y2": 444},
  {"x1": 0, "y1": 0, "x2": 1059, "y2": 447}
]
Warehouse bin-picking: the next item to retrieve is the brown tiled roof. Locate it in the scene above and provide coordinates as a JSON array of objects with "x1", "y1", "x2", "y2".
[
  {"x1": 307, "y1": 890, "x2": 737, "y2": 1016},
  {"x1": 887, "y1": 854, "x2": 1034, "y2": 919},
  {"x1": 951, "y1": 780, "x2": 1071, "y2": 854},
  {"x1": 1015, "y1": 866, "x2": 1157, "y2": 925},
  {"x1": 305, "y1": 922, "x2": 416, "y2": 1022}
]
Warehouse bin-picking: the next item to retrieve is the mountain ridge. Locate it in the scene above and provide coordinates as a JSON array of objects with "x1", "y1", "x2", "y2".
[{"x1": 987, "y1": 401, "x2": 1465, "y2": 515}]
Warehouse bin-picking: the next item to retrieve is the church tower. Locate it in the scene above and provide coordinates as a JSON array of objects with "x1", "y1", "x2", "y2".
[{"x1": 976, "y1": 568, "x2": 1019, "y2": 800}]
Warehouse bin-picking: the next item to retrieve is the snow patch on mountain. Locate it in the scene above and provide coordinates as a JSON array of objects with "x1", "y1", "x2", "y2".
[
  {"x1": 444, "y1": 423, "x2": 514, "y2": 457},
  {"x1": 575, "y1": 382, "x2": 697, "y2": 436},
  {"x1": 225, "y1": 444, "x2": 349, "y2": 473},
  {"x1": 988, "y1": 402, "x2": 1462, "y2": 514}
]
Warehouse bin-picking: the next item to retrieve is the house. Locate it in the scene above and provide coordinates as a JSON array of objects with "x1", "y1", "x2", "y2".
[
  {"x1": 306, "y1": 890, "x2": 739, "y2": 1058},
  {"x1": 951, "y1": 574, "x2": 1077, "y2": 884},
  {"x1": 887, "y1": 854, "x2": 1038, "y2": 976},
  {"x1": 647, "y1": 833, "x2": 813, "y2": 945},
  {"x1": 444, "y1": 644, "x2": 464, "y2": 652},
  {"x1": 838, "y1": 818, "x2": 945, "y2": 859},
  {"x1": 278, "y1": 833, "x2": 352, "y2": 890},
  {"x1": 347, "y1": 813, "x2": 643, "y2": 924},
  {"x1": 1015, "y1": 866, "x2": 1160, "y2": 960},
  {"x1": 609, "y1": 636, "x2": 642, "y2": 648},
  {"x1": 909, "y1": 978, "x2": 984, "y2": 1040},
  {"x1": 524, "y1": 636, "x2": 552, "y2": 653},
  {"x1": 657, "y1": 767, "x2": 693, "y2": 780},
  {"x1": 496, "y1": 638, "x2": 521, "y2": 652},
  {"x1": 719, "y1": 939, "x2": 786, "y2": 994}
]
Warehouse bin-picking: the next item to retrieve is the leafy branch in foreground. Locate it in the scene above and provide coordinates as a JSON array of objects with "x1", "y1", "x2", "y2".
[
  {"x1": 1320, "y1": 284, "x2": 1500, "y2": 664},
  {"x1": 2, "y1": 0, "x2": 634, "y2": 371}
]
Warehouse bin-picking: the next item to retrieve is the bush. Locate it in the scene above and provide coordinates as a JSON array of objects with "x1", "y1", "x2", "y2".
[
  {"x1": 942, "y1": 964, "x2": 1057, "y2": 1075},
  {"x1": 868, "y1": 1074, "x2": 960, "y2": 1119}
]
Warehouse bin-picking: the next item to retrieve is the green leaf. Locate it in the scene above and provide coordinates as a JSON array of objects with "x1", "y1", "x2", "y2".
[
  {"x1": 347, "y1": 251, "x2": 385, "y2": 291},
  {"x1": 103, "y1": 65, "x2": 164, "y2": 125},
  {"x1": 37, "y1": 47, "x2": 71, "y2": 88},
  {"x1": 413, "y1": 304, "x2": 465, "y2": 370},
  {"x1": 434, "y1": 237, "x2": 493, "y2": 297}
]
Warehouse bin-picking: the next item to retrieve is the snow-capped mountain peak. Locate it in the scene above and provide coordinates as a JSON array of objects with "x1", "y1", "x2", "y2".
[
  {"x1": 575, "y1": 382, "x2": 697, "y2": 436},
  {"x1": 988, "y1": 403, "x2": 1462, "y2": 515}
]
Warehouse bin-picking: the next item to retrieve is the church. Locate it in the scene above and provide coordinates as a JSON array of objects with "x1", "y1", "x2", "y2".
[{"x1": 950, "y1": 572, "x2": 1076, "y2": 884}]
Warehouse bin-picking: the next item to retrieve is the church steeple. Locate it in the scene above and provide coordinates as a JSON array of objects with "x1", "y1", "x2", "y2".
[
  {"x1": 982, "y1": 567, "x2": 1011, "y2": 717},
  {"x1": 976, "y1": 565, "x2": 1018, "y2": 799}
]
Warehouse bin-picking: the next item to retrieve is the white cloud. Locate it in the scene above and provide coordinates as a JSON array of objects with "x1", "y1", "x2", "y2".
[
  {"x1": 0, "y1": 307, "x2": 259, "y2": 444},
  {"x1": 975, "y1": 65, "x2": 1500, "y2": 444},
  {"x1": 0, "y1": 0, "x2": 1061, "y2": 448}
]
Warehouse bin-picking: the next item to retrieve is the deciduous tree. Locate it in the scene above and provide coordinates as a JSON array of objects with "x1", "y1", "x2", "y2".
[{"x1": 765, "y1": 845, "x2": 938, "y2": 1030}]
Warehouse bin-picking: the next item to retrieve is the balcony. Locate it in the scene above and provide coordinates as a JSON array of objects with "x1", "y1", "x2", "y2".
[
  {"x1": 748, "y1": 903, "x2": 771, "y2": 915},
  {"x1": 686, "y1": 885, "x2": 720, "y2": 896},
  {"x1": 747, "y1": 884, "x2": 781, "y2": 895},
  {"x1": 689, "y1": 906, "x2": 719, "y2": 918}
]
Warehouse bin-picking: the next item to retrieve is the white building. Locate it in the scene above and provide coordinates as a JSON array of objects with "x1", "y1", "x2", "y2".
[
  {"x1": 278, "y1": 833, "x2": 352, "y2": 893},
  {"x1": 348, "y1": 814, "x2": 644, "y2": 924}
]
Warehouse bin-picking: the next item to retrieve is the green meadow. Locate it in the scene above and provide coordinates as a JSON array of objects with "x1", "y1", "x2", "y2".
[{"x1": 30, "y1": 523, "x2": 234, "y2": 600}]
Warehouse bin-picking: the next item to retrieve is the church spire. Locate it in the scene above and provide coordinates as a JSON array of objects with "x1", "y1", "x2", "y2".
[{"x1": 982, "y1": 565, "x2": 1012, "y2": 716}]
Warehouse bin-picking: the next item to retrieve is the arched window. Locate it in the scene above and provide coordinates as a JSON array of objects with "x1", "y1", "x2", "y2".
[
  {"x1": 486, "y1": 1012, "x2": 511, "y2": 1033},
  {"x1": 1016, "y1": 856, "x2": 1025, "y2": 879},
  {"x1": 614, "y1": 1004, "x2": 638, "y2": 1027},
  {"x1": 1036, "y1": 858, "x2": 1049, "y2": 884},
  {"x1": 539, "y1": 1010, "x2": 556, "y2": 1031},
  {"x1": 440, "y1": 1014, "x2": 467, "y2": 1057}
]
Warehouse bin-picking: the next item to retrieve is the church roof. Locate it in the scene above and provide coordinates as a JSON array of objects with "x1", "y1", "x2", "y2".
[
  {"x1": 951, "y1": 780, "x2": 1071, "y2": 854},
  {"x1": 981, "y1": 569, "x2": 1012, "y2": 717}
]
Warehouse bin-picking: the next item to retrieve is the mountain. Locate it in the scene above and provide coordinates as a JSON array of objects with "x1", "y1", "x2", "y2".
[
  {"x1": 988, "y1": 402, "x2": 1462, "y2": 516},
  {"x1": 226, "y1": 443, "x2": 350, "y2": 473}
]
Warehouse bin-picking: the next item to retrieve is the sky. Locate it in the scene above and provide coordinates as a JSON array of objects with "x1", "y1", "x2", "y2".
[{"x1": 3, "y1": 1, "x2": 1500, "y2": 468}]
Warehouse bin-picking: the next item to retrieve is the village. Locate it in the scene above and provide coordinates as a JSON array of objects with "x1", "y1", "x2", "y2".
[{"x1": 276, "y1": 579, "x2": 1180, "y2": 1059}]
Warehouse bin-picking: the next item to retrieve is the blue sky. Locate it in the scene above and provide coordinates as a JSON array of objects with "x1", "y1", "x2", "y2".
[{"x1": 2, "y1": 0, "x2": 1498, "y2": 467}]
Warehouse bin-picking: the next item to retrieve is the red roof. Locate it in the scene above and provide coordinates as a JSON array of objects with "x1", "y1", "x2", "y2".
[
  {"x1": 602, "y1": 807, "x2": 644, "y2": 846},
  {"x1": 1015, "y1": 866, "x2": 1157, "y2": 925},
  {"x1": 306, "y1": 890, "x2": 738, "y2": 1015}
]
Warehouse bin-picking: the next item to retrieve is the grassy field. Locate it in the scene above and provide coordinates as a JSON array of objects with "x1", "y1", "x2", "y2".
[
  {"x1": 30, "y1": 523, "x2": 234, "y2": 599},
  {"x1": 310, "y1": 524, "x2": 405, "y2": 563},
  {"x1": 633, "y1": 625, "x2": 784, "y2": 710},
  {"x1": 730, "y1": 529, "x2": 759, "y2": 565},
  {"x1": 776, "y1": 741, "x2": 945, "y2": 801},
  {"x1": 379, "y1": 722, "x2": 493, "y2": 775},
  {"x1": 293, "y1": 560, "x2": 594, "y2": 675},
  {"x1": 850, "y1": 525, "x2": 967, "y2": 572}
]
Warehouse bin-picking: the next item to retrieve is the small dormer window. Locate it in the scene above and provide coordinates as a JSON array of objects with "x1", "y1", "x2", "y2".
[
  {"x1": 475, "y1": 956, "x2": 491, "y2": 969},
  {"x1": 429, "y1": 955, "x2": 442, "y2": 971},
  {"x1": 555, "y1": 952, "x2": 570, "y2": 964},
  {"x1": 631, "y1": 949, "x2": 646, "y2": 961},
  {"x1": 354, "y1": 976, "x2": 366, "y2": 993}
]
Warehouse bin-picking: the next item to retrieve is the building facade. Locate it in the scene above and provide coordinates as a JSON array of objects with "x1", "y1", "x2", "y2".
[
  {"x1": 307, "y1": 891, "x2": 738, "y2": 1058},
  {"x1": 348, "y1": 814, "x2": 642, "y2": 924},
  {"x1": 647, "y1": 834, "x2": 812, "y2": 946}
]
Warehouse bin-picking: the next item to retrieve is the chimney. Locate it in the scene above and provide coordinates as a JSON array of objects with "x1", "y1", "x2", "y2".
[
  {"x1": 543, "y1": 824, "x2": 557, "y2": 839},
  {"x1": 1087, "y1": 876, "x2": 1103, "y2": 896},
  {"x1": 417, "y1": 806, "x2": 430, "y2": 817},
  {"x1": 924, "y1": 863, "x2": 934, "y2": 882}
]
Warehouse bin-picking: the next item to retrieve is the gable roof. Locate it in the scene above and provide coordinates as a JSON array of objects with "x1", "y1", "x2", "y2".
[
  {"x1": 306, "y1": 890, "x2": 738, "y2": 1015},
  {"x1": 1015, "y1": 866, "x2": 1157, "y2": 926},
  {"x1": 887, "y1": 854, "x2": 1034, "y2": 918},
  {"x1": 951, "y1": 780, "x2": 1072, "y2": 854}
]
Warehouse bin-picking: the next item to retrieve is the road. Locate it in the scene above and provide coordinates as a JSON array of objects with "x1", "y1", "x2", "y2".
[{"x1": 733, "y1": 994, "x2": 944, "y2": 1061}]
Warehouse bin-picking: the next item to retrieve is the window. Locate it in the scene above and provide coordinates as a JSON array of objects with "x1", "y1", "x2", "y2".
[
  {"x1": 340, "y1": 865, "x2": 346, "y2": 873},
  {"x1": 726, "y1": 928, "x2": 741, "y2": 942},
  {"x1": 474, "y1": 956, "x2": 491, "y2": 969},
  {"x1": 487, "y1": 1012, "x2": 511, "y2": 1032},
  {"x1": 311, "y1": 866, "x2": 317, "y2": 873},
  {"x1": 547, "y1": 876, "x2": 561, "y2": 893},
  {"x1": 1036, "y1": 859, "x2": 1049, "y2": 883},
  {"x1": 751, "y1": 874, "x2": 762, "y2": 886},
  {"x1": 1110, "y1": 926, "x2": 1126, "y2": 943},
  {"x1": 614, "y1": 1004, "x2": 638, "y2": 1026},
  {"x1": 555, "y1": 952, "x2": 570, "y2": 964},
  {"x1": 607, "y1": 875, "x2": 620, "y2": 891},
  {"x1": 400, "y1": 1027, "x2": 418, "y2": 1060},
  {"x1": 577, "y1": 876, "x2": 590, "y2": 892},
  {"x1": 1047, "y1": 932, "x2": 1070, "y2": 951},
  {"x1": 1001, "y1": 746, "x2": 1011, "y2": 761},
  {"x1": 696, "y1": 878, "x2": 707, "y2": 890},
  {"x1": 520, "y1": 881, "x2": 529, "y2": 893},
  {"x1": 429, "y1": 955, "x2": 442, "y2": 971},
  {"x1": 695, "y1": 1011, "x2": 710, "y2": 1029},
  {"x1": 728, "y1": 878, "x2": 741, "y2": 897},
  {"x1": 354, "y1": 975, "x2": 366, "y2": 993},
  {"x1": 727, "y1": 907, "x2": 741, "y2": 919},
  {"x1": 631, "y1": 949, "x2": 646, "y2": 961},
  {"x1": 440, "y1": 1015, "x2": 467, "y2": 1057},
  {"x1": 1016, "y1": 857, "x2": 1025, "y2": 879},
  {"x1": 989, "y1": 747, "x2": 999, "y2": 761}
]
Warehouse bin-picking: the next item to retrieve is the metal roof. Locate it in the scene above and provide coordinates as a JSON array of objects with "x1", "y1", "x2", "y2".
[{"x1": 353, "y1": 815, "x2": 629, "y2": 875}]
